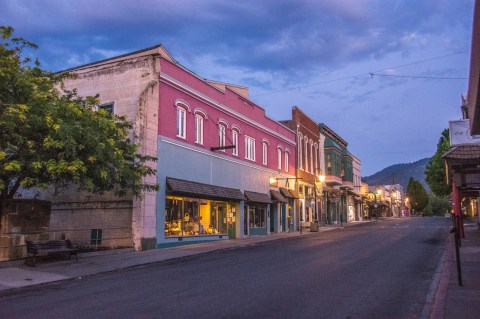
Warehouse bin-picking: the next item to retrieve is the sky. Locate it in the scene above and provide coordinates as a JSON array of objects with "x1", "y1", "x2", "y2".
[{"x1": 1, "y1": 0, "x2": 475, "y2": 176}]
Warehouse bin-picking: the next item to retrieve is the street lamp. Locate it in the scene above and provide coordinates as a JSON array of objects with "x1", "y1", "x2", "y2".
[
  {"x1": 315, "y1": 173, "x2": 325, "y2": 227},
  {"x1": 376, "y1": 189, "x2": 382, "y2": 219}
]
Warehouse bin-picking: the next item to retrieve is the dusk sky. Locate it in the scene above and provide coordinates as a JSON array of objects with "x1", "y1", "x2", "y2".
[{"x1": 1, "y1": 0, "x2": 475, "y2": 176}]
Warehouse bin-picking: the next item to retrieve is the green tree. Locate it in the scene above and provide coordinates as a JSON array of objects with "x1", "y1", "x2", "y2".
[
  {"x1": 0, "y1": 26, "x2": 158, "y2": 211},
  {"x1": 424, "y1": 193, "x2": 452, "y2": 216},
  {"x1": 406, "y1": 177, "x2": 429, "y2": 213},
  {"x1": 425, "y1": 129, "x2": 451, "y2": 197}
]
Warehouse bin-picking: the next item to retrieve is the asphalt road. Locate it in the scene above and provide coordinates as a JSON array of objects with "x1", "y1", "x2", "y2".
[{"x1": 1, "y1": 217, "x2": 451, "y2": 319}]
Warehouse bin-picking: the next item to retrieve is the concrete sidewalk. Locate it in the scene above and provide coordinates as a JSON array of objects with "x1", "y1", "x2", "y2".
[
  {"x1": 1, "y1": 218, "x2": 479, "y2": 319},
  {"x1": 0, "y1": 224, "x2": 347, "y2": 291}
]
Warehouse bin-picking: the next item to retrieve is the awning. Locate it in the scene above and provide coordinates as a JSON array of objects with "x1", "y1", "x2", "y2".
[
  {"x1": 279, "y1": 187, "x2": 294, "y2": 199},
  {"x1": 288, "y1": 189, "x2": 300, "y2": 199},
  {"x1": 166, "y1": 177, "x2": 246, "y2": 201},
  {"x1": 270, "y1": 190, "x2": 287, "y2": 203},
  {"x1": 244, "y1": 191, "x2": 272, "y2": 204}
]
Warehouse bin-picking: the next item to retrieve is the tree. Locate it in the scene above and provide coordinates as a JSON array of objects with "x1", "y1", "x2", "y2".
[
  {"x1": 0, "y1": 26, "x2": 158, "y2": 212},
  {"x1": 425, "y1": 129, "x2": 451, "y2": 197},
  {"x1": 424, "y1": 193, "x2": 452, "y2": 216},
  {"x1": 406, "y1": 177, "x2": 429, "y2": 213}
]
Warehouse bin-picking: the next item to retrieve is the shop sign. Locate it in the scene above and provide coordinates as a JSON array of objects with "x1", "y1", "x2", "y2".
[{"x1": 449, "y1": 120, "x2": 480, "y2": 146}]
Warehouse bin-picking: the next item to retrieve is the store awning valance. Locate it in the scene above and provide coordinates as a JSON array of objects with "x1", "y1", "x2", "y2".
[
  {"x1": 166, "y1": 177, "x2": 246, "y2": 201},
  {"x1": 244, "y1": 191, "x2": 272, "y2": 204},
  {"x1": 279, "y1": 187, "x2": 294, "y2": 199},
  {"x1": 270, "y1": 190, "x2": 287, "y2": 203},
  {"x1": 288, "y1": 189, "x2": 300, "y2": 199}
]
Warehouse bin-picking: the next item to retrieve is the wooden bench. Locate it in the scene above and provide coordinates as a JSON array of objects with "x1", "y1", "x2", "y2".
[{"x1": 26, "y1": 240, "x2": 79, "y2": 266}]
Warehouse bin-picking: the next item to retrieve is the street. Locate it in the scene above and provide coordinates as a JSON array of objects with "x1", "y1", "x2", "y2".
[{"x1": 1, "y1": 217, "x2": 450, "y2": 319}]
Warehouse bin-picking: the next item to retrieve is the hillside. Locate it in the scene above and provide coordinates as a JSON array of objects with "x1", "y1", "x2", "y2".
[{"x1": 363, "y1": 158, "x2": 431, "y2": 192}]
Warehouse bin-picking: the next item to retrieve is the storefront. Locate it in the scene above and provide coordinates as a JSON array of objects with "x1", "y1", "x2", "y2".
[
  {"x1": 244, "y1": 191, "x2": 272, "y2": 236},
  {"x1": 164, "y1": 177, "x2": 245, "y2": 243},
  {"x1": 270, "y1": 190, "x2": 288, "y2": 233},
  {"x1": 280, "y1": 187, "x2": 297, "y2": 231}
]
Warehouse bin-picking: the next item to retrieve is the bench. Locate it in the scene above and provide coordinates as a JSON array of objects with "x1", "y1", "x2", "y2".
[{"x1": 26, "y1": 240, "x2": 79, "y2": 266}]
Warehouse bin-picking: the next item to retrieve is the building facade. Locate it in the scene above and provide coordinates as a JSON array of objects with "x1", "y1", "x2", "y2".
[{"x1": 53, "y1": 45, "x2": 297, "y2": 250}]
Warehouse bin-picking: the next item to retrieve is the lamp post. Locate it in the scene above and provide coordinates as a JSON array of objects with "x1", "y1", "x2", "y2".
[{"x1": 376, "y1": 189, "x2": 382, "y2": 219}]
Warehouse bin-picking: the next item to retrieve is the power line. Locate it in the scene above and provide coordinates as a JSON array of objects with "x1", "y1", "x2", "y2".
[
  {"x1": 369, "y1": 73, "x2": 468, "y2": 80},
  {"x1": 252, "y1": 50, "x2": 469, "y2": 98}
]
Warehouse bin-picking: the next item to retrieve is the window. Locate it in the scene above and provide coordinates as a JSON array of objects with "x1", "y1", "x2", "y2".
[
  {"x1": 298, "y1": 137, "x2": 303, "y2": 170},
  {"x1": 219, "y1": 125, "x2": 226, "y2": 151},
  {"x1": 277, "y1": 147, "x2": 282, "y2": 170},
  {"x1": 327, "y1": 153, "x2": 332, "y2": 174},
  {"x1": 284, "y1": 151, "x2": 289, "y2": 172},
  {"x1": 262, "y1": 142, "x2": 268, "y2": 165},
  {"x1": 314, "y1": 145, "x2": 319, "y2": 173},
  {"x1": 195, "y1": 114, "x2": 204, "y2": 145},
  {"x1": 176, "y1": 106, "x2": 187, "y2": 139},
  {"x1": 249, "y1": 206, "x2": 266, "y2": 228},
  {"x1": 305, "y1": 137, "x2": 309, "y2": 172},
  {"x1": 245, "y1": 136, "x2": 256, "y2": 161},
  {"x1": 232, "y1": 130, "x2": 239, "y2": 156},
  {"x1": 341, "y1": 162, "x2": 345, "y2": 178},
  {"x1": 310, "y1": 141, "x2": 314, "y2": 173},
  {"x1": 98, "y1": 103, "x2": 114, "y2": 114}
]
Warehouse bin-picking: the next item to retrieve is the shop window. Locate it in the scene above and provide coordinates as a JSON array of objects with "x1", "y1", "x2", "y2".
[
  {"x1": 165, "y1": 196, "x2": 230, "y2": 236},
  {"x1": 249, "y1": 206, "x2": 266, "y2": 228}
]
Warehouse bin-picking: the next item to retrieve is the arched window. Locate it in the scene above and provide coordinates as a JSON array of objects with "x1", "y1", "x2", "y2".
[
  {"x1": 263, "y1": 141, "x2": 268, "y2": 165},
  {"x1": 232, "y1": 129, "x2": 239, "y2": 156},
  {"x1": 194, "y1": 114, "x2": 204, "y2": 145},
  {"x1": 304, "y1": 136, "x2": 309, "y2": 172},
  {"x1": 219, "y1": 124, "x2": 226, "y2": 152},
  {"x1": 298, "y1": 134, "x2": 303, "y2": 170},
  {"x1": 176, "y1": 106, "x2": 187, "y2": 139},
  {"x1": 284, "y1": 151, "x2": 289, "y2": 173},
  {"x1": 277, "y1": 147, "x2": 282, "y2": 170}
]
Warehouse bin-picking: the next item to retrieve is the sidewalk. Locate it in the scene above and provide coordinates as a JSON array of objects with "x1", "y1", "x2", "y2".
[
  {"x1": 430, "y1": 220, "x2": 480, "y2": 319},
  {"x1": 0, "y1": 224, "x2": 346, "y2": 291}
]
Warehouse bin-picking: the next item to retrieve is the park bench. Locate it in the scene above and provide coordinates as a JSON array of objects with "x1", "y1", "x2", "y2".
[{"x1": 26, "y1": 240, "x2": 79, "y2": 266}]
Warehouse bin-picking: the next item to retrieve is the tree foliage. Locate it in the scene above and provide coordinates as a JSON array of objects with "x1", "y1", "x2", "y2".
[
  {"x1": 425, "y1": 129, "x2": 451, "y2": 197},
  {"x1": 0, "y1": 26, "x2": 158, "y2": 205},
  {"x1": 406, "y1": 177, "x2": 429, "y2": 212},
  {"x1": 424, "y1": 193, "x2": 452, "y2": 216}
]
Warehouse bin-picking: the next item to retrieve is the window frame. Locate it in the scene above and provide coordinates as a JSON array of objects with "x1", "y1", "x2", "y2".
[
  {"x1": 245, "y1": 136, "x2": 256, "y2": 161},
  {"x1": 194, "y1": 114, "x2": 204, "y2": 145},
  {"x1": 176, "y1": 106, "x2": 187, "y2": 139}
]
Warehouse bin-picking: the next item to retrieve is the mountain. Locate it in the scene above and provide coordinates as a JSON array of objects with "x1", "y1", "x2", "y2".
[{"x1": 363, "y1": 158, "x2": 431, "y2": 192}]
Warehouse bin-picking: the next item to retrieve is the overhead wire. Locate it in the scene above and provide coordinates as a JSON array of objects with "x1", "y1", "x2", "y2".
[{"x1": 251, "y1": 50, "x2": 469, "y2": 98}]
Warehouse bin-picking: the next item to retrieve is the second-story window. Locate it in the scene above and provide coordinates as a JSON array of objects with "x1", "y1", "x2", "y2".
[
  {"x1": 298, "y1": 136, "x2": 303, "y2": 170},
  {"x1": 219, "y1": 124, "x2": 226, "y2": 152},
  {"x1": 98, "y1": 102, "x2": 114, "y2": 114},
  {"x1": 304, "y1": 137, "x2": 309, "y2": 172},
  {"x1": 341, "y1": 162, "x2": 345, "y2": 178},
  {"x1": 277, "y1": 147, "x2": 282, "y2": 170},
  {"x1": 327, "y1": 153, "x2": 332, "y2": 174},
  {"x1": 195, "y1": 114, "x2": 204, "y2": 145},
  {"x1": 285, "y1": 151, "x2": 289, "y2": 172},
  {"x1": 245, "y1": 136, "x2": 255, "y2": 161},
  {"x1": 232, "y1": 130, "x2": 239, "y2": 156},
  {"x1": 176, "y1": 106, "x2": 187, "y2": 139},
  {"x1": 262, "y1": 141, "x2": 268, "y2": 165}
]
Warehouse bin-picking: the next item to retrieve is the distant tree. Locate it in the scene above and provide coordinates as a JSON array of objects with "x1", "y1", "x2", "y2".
[
  {"x1": 406, "y1": 177, "x2": 429, "y2": 213},
  {"x1": 0, "y1": 26, "x2": 158, "y2": 216},
  {"x1": 424, "y1": 193, "x2": 452, "y2": 216},
  {"x1": 425, "y1": 129, "x2": 451, "y2": 197}
]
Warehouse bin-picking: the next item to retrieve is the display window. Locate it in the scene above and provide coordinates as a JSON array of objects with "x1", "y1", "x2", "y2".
[
  {"x1": 248, "y1": 205, "x2": 266, "y2": 228},
  {"x1": 165, "y1": 196, "x2": 234, "y2": 236}
]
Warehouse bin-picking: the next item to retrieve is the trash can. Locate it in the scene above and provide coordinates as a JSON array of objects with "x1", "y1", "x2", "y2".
[{"x1": 310, "y1": 222, "x2": 319, "y2": 232}]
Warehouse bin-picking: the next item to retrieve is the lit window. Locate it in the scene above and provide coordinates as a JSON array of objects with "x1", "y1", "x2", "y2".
[
  {"x1": 232, "y1": 130, "x2": 239, "y2": 156},
  {"x1": 262, "y1": 142, "x2": 268, "y2": 165},
  {"x1": 245, "y1": 136, "x2": 255, "y2": 161},
  {"x1": 327, "y1": 153, "x2": 332, "y2": 174},
  {"x1": 195, "y1": 114, "x2": 204, "y2": 145},
  {"x1": 176, "y1": 106, "x2": 187, "y2": 139}
]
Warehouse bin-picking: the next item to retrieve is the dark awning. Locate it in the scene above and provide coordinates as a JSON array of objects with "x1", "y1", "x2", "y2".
[
  {"x1": 270, "y1": 190, "x2": 287, "y2": 203},
  {"x1": 166, "y1": 177, "x2": 246, "y2": 201},
  {"x1": 288, "y1": 189, "x2": 300, "y2": 199},
  {"x1": 279, "y1": 187, "x2": 293, "y2": 199},
  {"x1": 244, "y1": 191, "x2": 272, "y2": 204}
]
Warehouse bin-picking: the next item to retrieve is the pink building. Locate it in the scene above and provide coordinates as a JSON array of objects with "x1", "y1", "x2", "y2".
[{"x1": 52, "y1": 45, "x2": 297, "y2": 249}]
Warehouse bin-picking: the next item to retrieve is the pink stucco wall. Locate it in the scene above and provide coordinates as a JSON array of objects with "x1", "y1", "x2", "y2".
[{"x1": 158, "y1": 57, "x2": 296, "y2": 173}]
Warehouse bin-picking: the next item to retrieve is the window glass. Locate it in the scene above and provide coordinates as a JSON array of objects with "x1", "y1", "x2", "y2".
[
  {"x1": 98, "y1": 103, "x2": 114, "y2": 114},
  {"x1": 232, "y1": 130, "x2": 239, "y2": 156},
  {"x1": 284, "y1": 152, "x2": 289, "y2": 172},
  {"x1": 195, "y1": 115, "x2": 204, "y2": 144},
  {"x1": 263, "y1": 142, "x2": 268, "y2": 165},
  {"x1": 277, "y1": 148, "x2": 282, "y2": 169},
  {"x1": 219, "y1": 125, "x2": 226, "y2": 151},
  {"x1": 176, "y1": 107, "x2": 186, "y2": 138},
  {"x1": 245, "y1": 136, "x2": 255, "y2": 161},
  {"x1": 249, "y1": 206, "x2": 265, "y2": 227}
]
